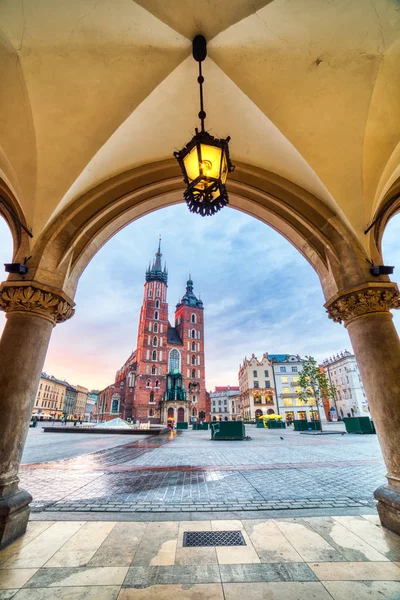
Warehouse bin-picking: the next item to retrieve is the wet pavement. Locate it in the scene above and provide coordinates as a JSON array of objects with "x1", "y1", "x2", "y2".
[
  {"x1": 18, "y1": 426, "x2": 385, "y2": 515},
  {"x1": 22, "y1": 426, "x2": 145, "y2": 464}
]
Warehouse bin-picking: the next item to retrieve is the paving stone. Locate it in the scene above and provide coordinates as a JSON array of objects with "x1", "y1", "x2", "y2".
[{"x1": 219, "y1": 563, "x2": 317, "y2": 583}]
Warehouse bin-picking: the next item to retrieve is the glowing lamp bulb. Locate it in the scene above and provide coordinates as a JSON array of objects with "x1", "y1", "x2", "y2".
[{"x1": 200, "y1": 160, "x2": 212, "y2": 176}]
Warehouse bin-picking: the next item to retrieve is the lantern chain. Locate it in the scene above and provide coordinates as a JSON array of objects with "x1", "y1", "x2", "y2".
[{"x1": 198, "y1": 61, "x2": 206, "y2": 132}]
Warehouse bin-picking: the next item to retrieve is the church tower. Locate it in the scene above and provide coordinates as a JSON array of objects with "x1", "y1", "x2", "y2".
[
  {"x1": 175, "y1": 277, "x2": 207, "y2": 421},
  {"x1": 134, "y1": 240, "x2": 169, "y2": 422}
]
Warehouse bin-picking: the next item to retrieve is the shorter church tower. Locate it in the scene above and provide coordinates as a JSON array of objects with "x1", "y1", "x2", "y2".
[{"x1": 175, "y1": 277, "x2": 207, "y2": 421}]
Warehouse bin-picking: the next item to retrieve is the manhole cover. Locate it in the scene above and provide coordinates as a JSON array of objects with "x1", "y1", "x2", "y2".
[{"x1": 183, "y1": 530, "x2": 246, "y2": 547}]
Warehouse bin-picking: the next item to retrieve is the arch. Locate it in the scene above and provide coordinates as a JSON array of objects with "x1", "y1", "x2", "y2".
[
  {"x1": 154, "y1": 310, "x2": 159, "y2": 320},
  {"x1": 191, "y1": 341, "x2": 196, "y2": 351},
  {"x1": 267, "y1": 409, "x2": 275, "y2": 415},
  {"x1": 191, "y1": 355, "x2": 196, "y2": 365},
  {"x1": 153, "y1": 322, "x2": 158, "y2": 333},
  {"x1": 152, "y1": 336, "x2": 158, "y2": 346},
  {"x1": 152, "y1": 350, "x2": 157, "y2": 361},
  {"x1": 168, "y1": 348, "x2": 181, "y2": 372},
  {"x1": 191, "y1": 369, "x2": 196, "y2": 378},
  {"x1": 155, "y1": 379, "x2": 160, "y2": 388},
  {"x1": 155, "y1": 300, "x2": 160, "y2": 309},
  {"x1": 191, "y1": 329, "x2": 196, "y2": 339},
  {"x1": 146, "y1": 380, "x2": 151, "y2": 388},
  {"x1": 168, "y1": 407, "x2": 174, "y2": 419},
  {"x1": 255, "y1": 409, "x2": 263, "y2": 418},
  {"x1": 177, "y1": 407, "x2": 185, "y2": 422},
  {"x1": 149, "y1": 391, "x2": 154, "y2": 403},
  {"x1": 24, "y1": 160, "x2": 374, "y2": 303},
  {"x1": 151, "y1": 365, "x2": 156, "y2": 375},
  {"x1": 191, "y1": 314, "x2": 196, "y2": 324}
]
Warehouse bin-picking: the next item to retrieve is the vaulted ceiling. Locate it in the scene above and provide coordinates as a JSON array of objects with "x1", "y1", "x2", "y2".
[{"x1": 1, "y1": 0, "x2": 399, "y2": 250}]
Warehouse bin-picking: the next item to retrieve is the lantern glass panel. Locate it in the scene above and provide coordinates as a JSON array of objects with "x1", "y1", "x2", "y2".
[
  {"x1": 184, "y1": 146, "x2": 201, "y2": 184},
  {"x1": 199, "y1": 143, "x2": 223, "y2": 180}
]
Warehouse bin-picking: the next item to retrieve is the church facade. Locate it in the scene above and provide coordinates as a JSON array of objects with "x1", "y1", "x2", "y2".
[{"x1": 96, "y1": 242, "x2": 207, "y2": 424}]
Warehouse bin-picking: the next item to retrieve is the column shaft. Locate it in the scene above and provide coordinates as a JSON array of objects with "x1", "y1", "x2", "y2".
[
  {"x1": 0, "y1": 312, "x2": 53, "y2": 547},
  {"x1": 346, "y1": 312, "x2": 400, "y2": 533}
]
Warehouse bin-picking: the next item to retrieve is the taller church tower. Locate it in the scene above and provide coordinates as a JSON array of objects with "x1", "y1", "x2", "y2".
[{"x1": 134, "y1": 240, "x2": 169, "y2": 421}]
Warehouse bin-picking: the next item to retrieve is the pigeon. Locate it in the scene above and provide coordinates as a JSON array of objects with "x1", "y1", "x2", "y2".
[{"x1": 280, "y1": 437, "x2": 284, "y2": 440}]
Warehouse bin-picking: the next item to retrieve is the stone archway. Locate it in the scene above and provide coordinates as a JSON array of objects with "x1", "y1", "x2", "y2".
[
  {"x1": 1, "y1": 163, "x2": 400, "y2": 545},
  {"x1": 177, "y1": 407, "x2": 185, "y2": 423}
]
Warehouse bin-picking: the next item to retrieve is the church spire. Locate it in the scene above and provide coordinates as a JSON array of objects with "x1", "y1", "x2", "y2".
[
  {"x1": 145, "y1": 237, "x2": 168, "y2": 284},
  {"x1": 176, "y1": 275, "x2": 203, "y2": 309}
]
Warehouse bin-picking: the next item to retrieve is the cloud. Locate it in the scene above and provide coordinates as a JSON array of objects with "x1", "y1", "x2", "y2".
[{"x1": 0, "y1": 207, "x2": 399, "y2": 392}]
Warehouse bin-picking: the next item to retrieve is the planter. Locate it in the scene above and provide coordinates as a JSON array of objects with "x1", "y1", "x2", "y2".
[
  {"x1": 343, "y1": 417, "x2": 375, "y2": 434},
  {"x1": 256, "y1": 421, "x2": 265, "y2": 428},
  {"x1": 293, "y1": 419, "x2": 308, "y2": 431},
  {"x1": 308, "y1": 421, "x2": 321, "y2": 431},
  {"x1": 176, "y1": 422, "x2": 188, "y2": 430},
  {"x1": 267, "y1": 421, "x2": 286, "y2": 429},
  {"x1": 211, "y1": 421, "x2": 246, "y2": 440}
]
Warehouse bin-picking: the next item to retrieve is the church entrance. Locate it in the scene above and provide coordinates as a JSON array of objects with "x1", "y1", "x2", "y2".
[{"x1": 177, "y1": 407, "x2": 185, "y2": 423}]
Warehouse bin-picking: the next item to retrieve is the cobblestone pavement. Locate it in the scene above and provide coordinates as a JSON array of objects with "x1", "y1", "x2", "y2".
[{"x1": 18, "y1": 427, "x2": 385, "y2": 514}]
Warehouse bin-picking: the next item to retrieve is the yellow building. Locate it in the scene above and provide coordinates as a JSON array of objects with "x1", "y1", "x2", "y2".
[
  {"x1": 33, "y1": 374, "x2": 67, "y2": 420},
  {"x1": 238, "y1": 354, "x2": 278, "y2": 419},
  {"x1": 74, "y1": 385, "x2": 89, "y2": 420}
]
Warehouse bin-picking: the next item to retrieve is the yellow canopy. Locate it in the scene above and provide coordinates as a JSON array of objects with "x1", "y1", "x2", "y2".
[{"x1": 260, "y1": 414, "x2": 283, "y2": 420}]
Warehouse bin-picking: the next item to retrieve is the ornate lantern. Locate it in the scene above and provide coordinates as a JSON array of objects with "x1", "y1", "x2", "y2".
[{"x1": 174, "y1": 35, "x2": 235, "y2": 216}]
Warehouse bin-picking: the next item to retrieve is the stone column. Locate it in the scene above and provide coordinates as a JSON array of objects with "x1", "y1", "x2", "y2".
[
  {"x1": 0, "y1": 282, "x2": 74, "y2": 548},
  {"x1": 325, "y1": 282, "x2": 400, "y2": 534}
]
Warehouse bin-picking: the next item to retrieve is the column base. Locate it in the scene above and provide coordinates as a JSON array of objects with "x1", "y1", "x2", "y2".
[
  {"x1": 375, "y1": 484, "x2": 400, "y2": 536},
  {"x1": 0, "y1": 487, "x2": 32, "y2": 549}
]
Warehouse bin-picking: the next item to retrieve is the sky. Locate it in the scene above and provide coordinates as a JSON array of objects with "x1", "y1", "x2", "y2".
[{"x1": 0, "y1": 206, "x2": 399, "y2": 392}]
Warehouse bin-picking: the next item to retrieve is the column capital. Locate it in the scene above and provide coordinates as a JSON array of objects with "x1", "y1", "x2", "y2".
[
  {"x1": 0, "y1": 281, "x2": 75, "y2": 325},
  {"x1": 325, "y1": 282, "x2": 400, "y2": 325}
]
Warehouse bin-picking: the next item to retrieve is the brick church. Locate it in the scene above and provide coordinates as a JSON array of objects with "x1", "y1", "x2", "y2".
[{"x1": 96, "y1": 241, "x2": 208, "y2": 424}]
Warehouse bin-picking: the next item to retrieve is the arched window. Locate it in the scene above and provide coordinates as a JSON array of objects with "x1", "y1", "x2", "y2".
[
  {"x1": 191, "y1": 314, "x2": 196, "y2": 324},
  {"x1": 149, "y1": 408, "x2": 154, "y2": 417},
  {"x1": 153, "y1": 322, "x2": 158, "y2": 333},
  {"x1": 155, "y1": 379, "x2": 160, "y2": 388},
  {"x1": 146, "y1": 380, "x2": 151, "y2": 388},
  {"x1": 148, "y1": 284, "x2": 153, "y2": 298},
  {"x1": 169, "y1": 349, "x2": 181, "y2": 372},
  {"x1": 150, "y1": 391, "x2": 154, "y2": 402},
  {"x1": 153, "y1": 336, "x2": 158, "y2": 346},
  {"x1": 192, "y1": 341, "x2": 196, "y2": 351},
  {"x1": 151, "y1": 365, "x2": 156, "y2": 375},
  {"x1": 191, "y1": 369, "x2": 196, "y2": 378},
  {"x1": 154, "y1": 310, "x2": 159, "y2": 320},
  {"x1": 152, "y1": 350, "x2": 157, "y2": 361},
  {"x1": 191, "y1": 355, "x2": 196, "y2": 365},
  {"x1": 155, "y1": 299, "x2": 160, "y2": 308},
  {"x1": 156, "y1": 283, "x2": 161, "y2": 297},
  {"x1": 191, "y1": 329, "x2": 196, "y2": 339}
]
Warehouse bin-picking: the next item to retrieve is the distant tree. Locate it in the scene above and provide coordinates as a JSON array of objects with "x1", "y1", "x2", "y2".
[{"x1": 298, "y1": 356, "x2": 336, "y2": 431}]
